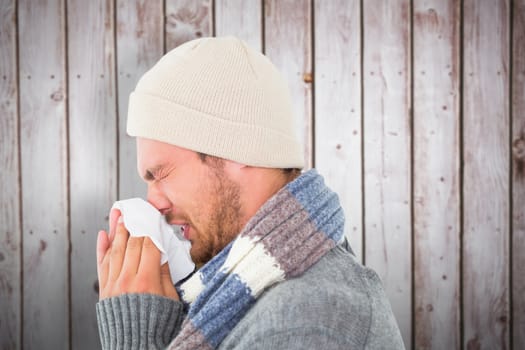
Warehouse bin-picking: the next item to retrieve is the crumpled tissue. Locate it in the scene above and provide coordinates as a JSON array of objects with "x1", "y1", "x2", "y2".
[{"x1": 111, "y1": 197, "x2": 195, "y2": 284}]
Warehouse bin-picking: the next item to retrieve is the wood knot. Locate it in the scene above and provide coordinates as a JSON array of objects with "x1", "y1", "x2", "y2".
[
  {"x1": 303, "y1": 72, "x2": 313, "y2": 83},
  {"x1": 165, "y1": 14, "x2": 178, "y2": 28},
  {"x1": 39, "y1": 239, "x2": 47, "y2": 253},
  {"x1": 467, "y1": 337, "x2": 480, "y2": 350},
  {"x1": 50, "y1": 90, "x2": 64, "y2": 101},
  {"x1": 513, "y1": 138, "x2": 525, "y2": 160}
]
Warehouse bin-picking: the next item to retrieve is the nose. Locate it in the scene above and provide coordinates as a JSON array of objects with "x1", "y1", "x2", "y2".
[{"x1": 147, "y1": 182, "x2": 172, "y2": 215}]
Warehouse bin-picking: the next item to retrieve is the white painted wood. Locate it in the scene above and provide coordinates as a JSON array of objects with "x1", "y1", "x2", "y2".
[
  {"x1": 362, "y1": 0, "x2": 412, "y2": 347},
  {"x1": 68, "y1": 0, "x2": 117, "y2": 348},
  {"x1": 3, "y1": 2, "x2": 524, "y2": 348},
  {"x1": 413, "y1": 1, "x2": 461, "y2": 349},
  {"x1": 116, "y1": 0, "x2": 163, "y2": 200},
  {"x1": 214, "y1": 0, "x2": 262, "y2": 52},
  {"x1": 512, "y1": 2, "x2": 525, "y2": 349},
  {"x1": 463, "y1": 0, "x2": 510, "y2": 348},
  {"x1": 165, "y1": 0, "x2": 212, "y2": 51},
  {"x1": 264, "y1": 0, "x2": 313, "y2": 168},
  {"x1": 314, "y1": 0, "x2": 363, "y2": 261},
  {"x1": 0, "y1": 0, "x2": 21, "y2": 348},
  {"x1": 18, "y1": 0, "x2": 68, "y2": 348}
]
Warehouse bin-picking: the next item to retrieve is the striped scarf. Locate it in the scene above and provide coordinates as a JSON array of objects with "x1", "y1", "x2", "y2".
[{"x1": 169, "y1": 169, "x2": 345, "y2": 349}]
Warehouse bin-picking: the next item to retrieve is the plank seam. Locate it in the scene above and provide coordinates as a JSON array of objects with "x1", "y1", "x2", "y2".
[
  {"x1": 211, "y1": 0, "x2": 216, "y2": 37},
  {"x1": 310, "y1": 0, "x2": 315, "y2": 168},
  {"x1": 359, "y1": 0, "x2": 365, "y2": 266},
  {"x1": 14, "y1": 0, "x2": 23, "y2": 347},
  {"x1": 508, "y1": 0, "x2": 514, "y2": 348},
  {"x1": 163, "y1": 0, "x2": 167, "y2": 54},
  {"x1": 63, "y1": 0, "x2": 72, "y2": 347},
  {"x1": 113, "y1": 0, "x2": 120, "y2": 199},
  {"x1": 459, "y1": 0, "x2": 465, "y2": 347},
  {"x1": 409, "y1": 0, "x2": 415, "y2": 348},
  {"x1": 261, "y1": 0, "x2": 265, "y2": 54}
]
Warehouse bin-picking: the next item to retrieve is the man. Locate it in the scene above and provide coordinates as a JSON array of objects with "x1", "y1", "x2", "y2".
[{"x1": 96, "y1": 36, "x2": 405, "y2": 349}]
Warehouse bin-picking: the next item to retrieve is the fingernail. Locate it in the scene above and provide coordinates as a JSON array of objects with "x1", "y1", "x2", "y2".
[{"x1": 117, "y1": 216, "x2": 123, "y2": 224}]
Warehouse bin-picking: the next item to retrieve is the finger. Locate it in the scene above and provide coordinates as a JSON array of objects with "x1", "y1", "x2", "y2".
[
  {"x1": 108, "y1": 220, "x2": 129, "y2": 282},
  {"x1": 119, "y1": 236, "x2": 144, "y2": 278},
  {"x1": 97, "y1": 230, "x2": 110, "y2": 265},
  {"x1": 96, "y1": 230, "x2": 110, "y2": 290},
  {"x1": 137, "y1": 237, "x2": 162, "y2": 281},
  {"x1": 160, "y1": 263, "x2": 179, "y2": 300},
  {"x1": 108, "y1": 208, "x2": 121, "y2": 242}
]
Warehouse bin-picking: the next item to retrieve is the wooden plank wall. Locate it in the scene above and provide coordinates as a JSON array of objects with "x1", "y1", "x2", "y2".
[
  {"x1": 513, "y1": 1, "x2": 525, "y2": 348},
  {"x1": 413, "y1": 1, "x2": 460, "y2": 348},
  {"x1": 0, "y1": 1, "x2": 523, "y2": 349},
  {"x1": 463, "y1": 1, "x2": 510, "y2": 348},
  {"x1": 18, "y1": 0, "x2": 68, "y2": 348},
  {"x1": 363, "y1": 0, "x2": 412, "y2": 343},
  {"x1": 0, "y1": 1, "x2": 21, "y2": 349}
]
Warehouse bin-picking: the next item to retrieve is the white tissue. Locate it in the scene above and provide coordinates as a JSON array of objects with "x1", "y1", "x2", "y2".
[{"x1": 111, "y1": 198, "x2": 195, "y2": 284}]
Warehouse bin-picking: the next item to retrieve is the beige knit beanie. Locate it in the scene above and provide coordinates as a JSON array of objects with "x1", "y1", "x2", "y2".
[{"x1": 127, "y1": 36, "x2": 304, "y2": 169}]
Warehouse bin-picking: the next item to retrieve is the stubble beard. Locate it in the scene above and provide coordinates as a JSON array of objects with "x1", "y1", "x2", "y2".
[{"x1": 191, "y1": 165, "x2": 243, "y2": 266}]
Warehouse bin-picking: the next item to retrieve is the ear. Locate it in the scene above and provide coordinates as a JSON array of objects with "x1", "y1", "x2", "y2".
[{"x1": 222, "y1": 159, "x2": 249, "y2": 179}]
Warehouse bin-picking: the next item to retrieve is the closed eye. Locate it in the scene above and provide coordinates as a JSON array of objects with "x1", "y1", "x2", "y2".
[
  {"x1": 143, "y1": 165, "x2": 173, "y2": 182},
  {"x1": 143, "y1": 165, "x2": 163, "y2": 182},
  {"x1": 144, "y1": 170, "x2": 155, "y2": 181}
]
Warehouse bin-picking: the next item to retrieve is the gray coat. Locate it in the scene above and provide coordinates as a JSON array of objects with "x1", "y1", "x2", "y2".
[{"x1": 97, "y1": 243, "x2": 405, "y2": 349}]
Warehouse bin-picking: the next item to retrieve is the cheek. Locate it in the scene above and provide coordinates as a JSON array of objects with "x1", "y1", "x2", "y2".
[{"x1": 159, "y1": 174, "x2": 200, "y2": 207}]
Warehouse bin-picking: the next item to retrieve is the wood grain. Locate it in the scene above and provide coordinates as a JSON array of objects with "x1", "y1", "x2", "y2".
[
  {"x1": 264, "y1": 0, "x2": 313, "y2": 168},
  {"x1": 413, "y1": 1, "x2": 461, "y2": 349},
  {"x1": 116, "y1": 0, "x2": 163, "y2": 200},
  {"x1": 214, "y1": 0, "x2": 262, "y2": 52},
  {"x1": 512, "y1": 0, "x2": 525, "y2": 348},
  {"x1": 0, "y1": 1, "x2": 21, "y2": 349},
  {"x1": 165, "y1": 0, "x2": 212, "y2": 52},
  {"x1": 2, "y1": 2, "x2": 524, "y2": 348},
  {"x1": 362, "y1": 0, "x2": 412, "y2": 346},
  {"x1": 463, "y1": 0, "x2": 510, "y2": 348},
  {"x1": 67, "y1": 0, "x2": 117, "y2": 348},
  {"x1": 18, "y1": 0, "x2": 69, "y2": 348},
  {"x1": 313, "y1": 0, "x2": 363, "y2": 261}
]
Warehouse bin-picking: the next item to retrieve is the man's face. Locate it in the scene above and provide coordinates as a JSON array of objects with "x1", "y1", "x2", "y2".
[{"x1": 136, "y1": 137, "x2": 243, "y2": 266}]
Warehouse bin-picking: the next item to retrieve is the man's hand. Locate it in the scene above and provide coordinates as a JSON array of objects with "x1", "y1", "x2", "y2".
[{"x1": 96, "y1": 208, "x2": 179, "y2": 301}]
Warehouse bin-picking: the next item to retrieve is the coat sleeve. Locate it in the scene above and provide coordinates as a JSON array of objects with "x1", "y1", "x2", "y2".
[{"x1": 96, "y1": 293, "x2": 186, "y2": 350}]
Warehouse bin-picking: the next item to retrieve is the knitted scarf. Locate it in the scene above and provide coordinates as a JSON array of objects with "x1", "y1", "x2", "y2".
[{"x1": 169, "y1": 169, "x2": 345, "y2": 349}]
